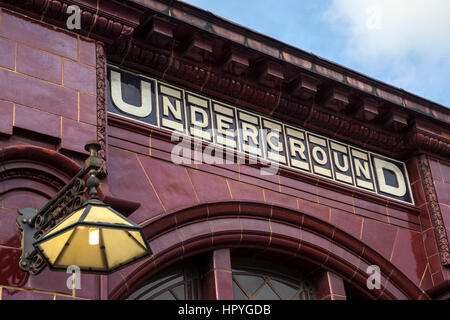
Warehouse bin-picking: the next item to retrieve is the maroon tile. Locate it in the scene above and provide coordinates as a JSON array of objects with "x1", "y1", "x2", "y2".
[
  {"x1": 187, "y1": 168, "x2": 232, "y2": 203},
  {"x1": 389, "y1": 229, "x2": 427, "y2": 287},
  {"x1": 427, "y1": 254, "x2": 442, "y2": 278},
  {"x1": 138, "y1": 155, "x2": 199, "y2": 212},
  {"x1": 63, "y1": 59, "x2": 96, "y2": 95},
  {"x1": 361, "y1": 219, "x2": 397, "y2": 261},
  {"x1": 419, "y1": 266, "x2": 434, "y2": 292},
  {"x1": 0, "y1": 208, "x2": 21, "y2": 248},
  {"x1": 330, "y1": 209, "x2": 362, "y2": 240},
  {"x1": 215, "y1": 270, "x2": 234, "y2": 300},
  {"x1": 317, "y1": 187, "x2": 353, "y2": 204},
  {"x1": 434, "y1": 181, "x2": 450, "y2": 205},
  {"x1": 79, "y1": 38, "x2": 96, "y2": 67},
  {"x1": 17, "y1": 45, "x2": 62, "y2": 84},
  {"x1": 239, "y1": 202, "x2": 271, "y2": 218},
  {"x1": 79, "y1": 92, "x2": 97, "y2": 125},
  {"x1": 300, "y1": 229, "x2": 332, "y2": 252},
  {"x1": 270, "y1": 221, "x2": 301, "y2": 240},
  {"x1": 318, "y1": 196, "x2": 354, "y2": 214},
  {"x1": 2, "y1": 288, "x2": 54, "y2": 300},
  {"x1": 271, "y1": 206, "x2": 302, "y2": 226},
  {"x1": 240, "y1": 217, "x2": 271, "y2": 235},
  {"x1": 441, "y1": 162, "x2": 450, "y2": 184},
  {"x1": 239, "y1": 174, "x2": 279, "y2": 193},
  {"x1": 209, "y1": 218, "x2": 241, "y2": 234},
  {"x1": 422, "y1": 228, "x2": 439, "y2": 257},
  {"x1": 212, "y1": 248, "x2": 232, "y2": 270},
  {"x1": 2, "y1": 190, "x2": 48, "y2": 210},
  {"x1": 207, "y1": 203, "x2": 240, "y2": 218},
  {"x1": 356, "y1": 207, "x2": 389, "y2": 224},
  {"x1": 279, "y1": 174, "x2": 317, "y2": 195},
  {"x1": 177, "y1": 221, "x2": 212, "y2": 241},
  {"x1": 14, "y1": 105, "x2": 61, "y2": 139},
  {"x1": 0, "y1": 37, "x2": 15, "y2": 70},
  {"x1": 386, "y1": 206, "x2": 419, "y2": 224},
  {"x1": 0, "y1": 100, "x2": 13, "y2": 136},
  {"x1": 107, "y1": 147, "x2": 165, "y2": 224},
  {"x1": 23, "y1": 266, "x2": 99, "y2": 299},
  {"x1": 149, "y1": 229, "x2": 183, "y2": 254},
  {"x1": 0, "y1": 68, "x2": 78, "y2": 119},
  {"x1": 410, "y1": 180, "x2": 426, "y2": 206},
  {"x1": 353, "y1": 197, "x2": 387, "y2": 215},
  {"x1": 315, "y1": 271, "x2": 346, "y2": 300},
  {"x1": 224, "y1": 178, "x2": 265, "y2": 202},
  {"x1": 298, "y1": 199, "x2": 330, "y2": 223},
  {"x1": 0, "y1": 12, "x2": 78, "y2": 60},
  {"x1": 428, "y1": 159, "x2": 442, "y2": 181},
  {"x1": 405, "y1": 158, "x2": 420, "y2": 184},
  {"x1": 264, "y1": 189, "x2": 297, "y2": 210},
  {"x1": 109, "y1": 126, "x2": 149, "y2": 147},
  {"x1": 440, "y1": 204, "x2": 450, "y2": 229},
  {"x1": 60, "y1": 118, "x2": 96, "y2": 155},
  {"x1": 109, "y1": 136, "x2": 150, "y2": 156},
  {"x1": 0, "y1": 247, "x2": 28, "y2": 287}
]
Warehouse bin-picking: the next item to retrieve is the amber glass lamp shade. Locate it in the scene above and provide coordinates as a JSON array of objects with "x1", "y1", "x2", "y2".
[{"x1": 33, "y1": 200, "x2": 151, "y2": 274}]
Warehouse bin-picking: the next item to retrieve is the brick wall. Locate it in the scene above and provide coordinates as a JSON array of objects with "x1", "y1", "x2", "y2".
[
  {"x1": 0, "y1": 9, "x2": 99, "y2": 300},
  {"x1": 0, "y1": 9, "x2": 97, "y2": 156}
]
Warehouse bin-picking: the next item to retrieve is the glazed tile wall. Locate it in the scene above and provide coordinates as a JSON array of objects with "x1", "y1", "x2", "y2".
[
  {"x1": 0, "y1": 9, "x2": 98, "y2": 300},
  {"x1": 0, "y1": 6, "x2": 445, "y2": 300},
  {"x1": 106, "y1": 121, "x2": 433, "y2": 297},
  {"x1": 0, "y1": 9, "x2": 97, "y2": 156}
]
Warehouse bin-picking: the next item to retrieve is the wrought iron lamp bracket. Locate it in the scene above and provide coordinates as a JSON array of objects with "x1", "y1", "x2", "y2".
[{"x1": 17, "y1": 141, "x2": 103, "y2": 275}]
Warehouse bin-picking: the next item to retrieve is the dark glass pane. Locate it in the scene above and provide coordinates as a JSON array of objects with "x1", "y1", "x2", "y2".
[
  {"x1": 154, "y1": 291, "x2": 176, "y2": 300},
  {"x1": 171, "y1": 284, "x2": 185, "y2": 300},
  {"x1": 253, "y1": 284, "x2": 280, "y2": 300},
  {"x1": 269, "y1": 280, "x2": 298, "y2": 300},
  {"x1": 234, "y1": 274, "x2": 264, "y2": 296},
  {"x1": 139, "y1": 276, "x2": 184, "y2": 300},
  {"x1": 233, "y1": 281, "x2": 248, "y2": 300}
]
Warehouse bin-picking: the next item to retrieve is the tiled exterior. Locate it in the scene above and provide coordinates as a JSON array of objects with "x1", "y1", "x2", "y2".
[{"x1": 0, "y1": 3, "x2": 449, "y2": 300}]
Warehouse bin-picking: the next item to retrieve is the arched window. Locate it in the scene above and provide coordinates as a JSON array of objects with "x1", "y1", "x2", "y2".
[
  {"x1": 127, "y1": 262, "x2": 201, "y2": 300},
  {"x1": 126, "y1": 254, "x2": 314, "y2": 300},
  {"x1": 232, "y1": 268, "x2": 314, "y2": 300}
]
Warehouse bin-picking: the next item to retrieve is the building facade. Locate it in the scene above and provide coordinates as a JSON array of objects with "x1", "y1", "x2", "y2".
[{"x1": 0, "y1": 0, "x2": 449, "y2": 300}]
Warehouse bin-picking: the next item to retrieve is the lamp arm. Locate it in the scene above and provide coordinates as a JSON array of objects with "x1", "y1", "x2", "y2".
[{"x1": 17, "y1": 143, "x2": 103, "y2": 275}]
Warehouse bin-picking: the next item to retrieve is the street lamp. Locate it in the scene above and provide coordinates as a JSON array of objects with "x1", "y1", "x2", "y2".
[{"x1": 17, "y1": 141, "x2": 152, "y2": 275}]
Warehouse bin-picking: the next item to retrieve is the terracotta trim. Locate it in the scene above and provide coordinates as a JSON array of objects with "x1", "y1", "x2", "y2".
[
  {"x1": 417, "y1": 155, "x2": 450, "y2": 267},
  {"x1": 108, "y1": 201, "x2": 427, "y2": 300},
  {"x1": 1, "y1": 2, "x2": 449, "y2": 160},
  {"x1": 95, "y1": 41, "x2": 108, "y2": 177},
  {"x1": 107, "y1": 114, "x2": 421, "y2": 217}
]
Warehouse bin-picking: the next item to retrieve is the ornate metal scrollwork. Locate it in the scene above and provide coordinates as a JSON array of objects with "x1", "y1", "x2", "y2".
[
  {"x1": 17, "y1": 177, "x2": 88, "y2": 275},
  {"x1": 17, "y1": 141, "x2": 103, "y2": 275}
]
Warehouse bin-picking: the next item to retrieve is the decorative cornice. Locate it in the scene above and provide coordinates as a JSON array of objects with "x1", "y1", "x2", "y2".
[
  {"x1": 0, "y1": 168, "x2": 65, "y2": 190},
  {"x1": 417, "y1": 154, "x2": 450, "y2": 267},
  {"x1": 1, "y1": 0, "x2": 449, "y2": 160},
  {"x1": 96, "y1": 41, "x2": 108, "y2": 178}
]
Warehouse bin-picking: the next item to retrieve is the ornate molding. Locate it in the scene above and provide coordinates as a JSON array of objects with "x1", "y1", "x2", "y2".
[
  {"x1": 417, "y1": 154, "x2": 450, "y2": 267},
  {"x1": 0, "y1": 168, "x2": 65, "y2": 190},
  {"x1": 1, "y1": 0, "x2": 449, "y2": 159},
  {"x1": 411, "y1": 131, "x2": 450, "y2": 159},
  {"x1": 96, "y1": 41, "x2": 108, "y2": 178}
]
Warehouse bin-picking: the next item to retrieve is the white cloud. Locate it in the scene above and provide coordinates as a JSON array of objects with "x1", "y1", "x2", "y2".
[{"x1": 324, "y1": 0, "x2": 450, "y2": 105}]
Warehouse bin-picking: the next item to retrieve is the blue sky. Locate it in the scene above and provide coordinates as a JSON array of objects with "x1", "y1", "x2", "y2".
[{"x1": 182, "y1": 0, "x2": 450, "y2": 108}]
